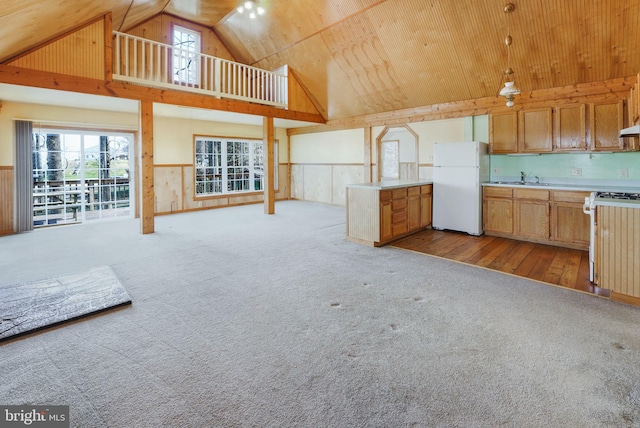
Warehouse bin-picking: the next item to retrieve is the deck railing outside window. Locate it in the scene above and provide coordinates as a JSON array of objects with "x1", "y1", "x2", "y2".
[{"x1": 112, "y1": 31, "x2": 288, "y2": 108}]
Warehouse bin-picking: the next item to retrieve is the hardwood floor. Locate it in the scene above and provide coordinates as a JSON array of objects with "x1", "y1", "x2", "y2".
[{"x1": 391, "y1": 229, "x2": 609, "y2": 297}]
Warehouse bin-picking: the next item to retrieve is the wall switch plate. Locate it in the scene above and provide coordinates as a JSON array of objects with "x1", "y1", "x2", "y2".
[
  {"x1": 619, "y1": 168, "x2": 629, "y2": 178},
  {"x1": 492, "y1": 167, "x2": 501, "y2": 174},
  {"x1": 571, "y1": 168, "x2": 582, "y2": 176}
]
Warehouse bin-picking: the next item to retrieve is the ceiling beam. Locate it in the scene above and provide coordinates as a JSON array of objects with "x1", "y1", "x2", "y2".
[
  {"x1": 288, "y1": 76, "x2": 636, "y2": 136},
  {"x1": 0, "y1": 64, "x2": 326, "y2": 124}
]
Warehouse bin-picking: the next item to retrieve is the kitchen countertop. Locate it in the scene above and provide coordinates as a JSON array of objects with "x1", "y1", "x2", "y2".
[
  {"x1": 347, "y1": 179, "x2": 433, "y2": 190},
  {"x1": 482, "y1": 181, "x2": 640, "y2": 193}
]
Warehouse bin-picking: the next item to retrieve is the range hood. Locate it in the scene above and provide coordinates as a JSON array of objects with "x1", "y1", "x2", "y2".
[{"x1": 619, "y1": 125, "x2": 640, "y2": 137}]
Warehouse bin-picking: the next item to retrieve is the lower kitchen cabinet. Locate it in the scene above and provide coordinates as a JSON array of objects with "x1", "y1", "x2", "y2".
[
  {"x1": 483, "y1": 186, "x2": 590, "y2": 250},
  {"x1": 420, "y1": 185, "x2": 433, "y2": 227},
  {"x1": 346, "y1": 181, "x2": 433, "y2": 246},
  {"x1": 483, "y1": 187, "x2": 514, "y2": 234},
  {"x1": 514, "y1": 189, "x2": 550, "y2": 240},
  {"x1": 550, "y1": 191, "x2": 591, "y2": 250}
]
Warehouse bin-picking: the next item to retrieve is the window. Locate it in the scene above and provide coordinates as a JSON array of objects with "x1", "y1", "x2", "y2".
[
  {"x1": 173, "y1": 26, "x2": 201, "y2": 86},
  {"x1": 31, "y1": 128, "x2": 133, "y2": 227},
  {"x1": 195, "y1": 137, "x2": 276, "y2": 196}
]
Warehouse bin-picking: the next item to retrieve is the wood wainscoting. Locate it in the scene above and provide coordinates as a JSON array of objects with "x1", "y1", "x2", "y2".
[
  {"x1": 392, "y1": 228, "x2": 600, "y2": 296},
  {"x1": 0, "y1": 166, "x2": 14, "y2": 235}
]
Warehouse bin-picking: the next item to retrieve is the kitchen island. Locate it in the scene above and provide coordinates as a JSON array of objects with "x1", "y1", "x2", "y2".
[{"x1": 346, "y1": 179, "x2": 433, "y2": 246}]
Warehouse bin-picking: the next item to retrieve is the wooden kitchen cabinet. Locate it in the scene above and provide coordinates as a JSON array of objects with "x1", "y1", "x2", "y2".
[
  {"x1": 513, "y1": 189, "x2": 550, "y2": 240},
  {"x1": 519, "y1": 108, "x2": 553, "y2": 153},
  {"x1": 380, "y1": 191, "x2": 393, "y2": 242},
  {"x1": 589, "y1": 100, "x2": 625, "y2": 151},
  {"x1": 489, "y1": 108, "x2": 552, "y2": 153},
  {"x1": 489, "y1": 112, "x2": 518, "y2": 153},
  {"x1": 554, "y1": 104, "x2": 587, "y2": 151},
  {"x1": 550, "y1": 190, "x2": 590, "y2": 250},
  {"x1": 483, "y1": 187, "x2": 514, "y2": 235},
  {"x1": 346, "y1": 182, "x2": 432, "y2": 246},
  {"x1": 420, "y1": 185, "x2": 432, "y2": 227},
  {"x1": 391, "y1": 188, "x2": 408, "y2": 236},
  {"x1": 483, "y1": 186, "x2": 590, "y2": 250},
  {"x1": 407, "y1": 186, "x2": 421, "y2": 231}
]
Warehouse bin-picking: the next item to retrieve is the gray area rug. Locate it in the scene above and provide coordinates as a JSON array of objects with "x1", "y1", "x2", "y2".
[
  {"x1": 0, "y1": 266, "x2": 131, "y2": 341},
  {"x1": 0, "y1": 201, "x2": 638, "y2": 427}
]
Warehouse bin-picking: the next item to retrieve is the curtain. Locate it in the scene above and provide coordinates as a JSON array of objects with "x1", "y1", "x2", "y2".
[{"x1": 15, "y1": 120, "x2": 33, "y2": 232}]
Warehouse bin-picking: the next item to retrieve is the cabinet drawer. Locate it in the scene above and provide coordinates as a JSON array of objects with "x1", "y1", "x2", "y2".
[
  {"x1": 552, "y1": 190, "x2": 590, "y2": 203},
  {"x1": 392, "y1": 188, "x2": 407, "y2": 199},
  {"x1": 484, "y1": 187, "x2": 513, "y2": 198},
  {"x1": 380, "y1": 190, "x2": 392, "y2": 202},
  {"x1": 421, "y1": 185, "x2": 432, "y2": 195},
  {"x1": 407, "y1": 186, "x2": 420, "y2": 196},
  {"x1": 392, "y1": 223, "x2": 407, "y2": 236},
  {"x1": 392, "y1": 199, "x2": 406, "y2": 210},
  {"x1": 392, "y1": 211, "x2": 407, "y2": 224},
  {"x1": 514, "y1": 188, "x2": 550, "y2": 201}
]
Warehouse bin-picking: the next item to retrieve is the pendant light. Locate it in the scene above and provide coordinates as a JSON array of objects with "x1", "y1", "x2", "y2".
[{"x1": 498, "y1": 3, "x2": 520, "y2": 107}]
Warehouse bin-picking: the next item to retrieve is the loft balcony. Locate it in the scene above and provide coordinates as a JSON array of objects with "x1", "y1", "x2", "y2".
[{"x1": 112, "y1": 31, "x2": 288, "y2": 109}]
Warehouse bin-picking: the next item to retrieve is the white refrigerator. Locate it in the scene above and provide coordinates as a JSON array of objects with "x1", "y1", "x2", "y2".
[{"x1": 432, "y1": 141, "x2": 490, "y2": 235}]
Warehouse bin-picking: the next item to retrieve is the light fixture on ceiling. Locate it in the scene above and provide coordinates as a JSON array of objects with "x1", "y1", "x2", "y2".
[
  {"x1": 237, "y1": 1, "x2": 266, "y2": 19},
  {"x1": 498, "y1": 3, "x2": 520, "y2": 107}
]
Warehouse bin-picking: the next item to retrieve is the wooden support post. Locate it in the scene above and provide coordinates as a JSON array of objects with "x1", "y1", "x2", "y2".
[
  {"x1": 263, "y1": 116, "x2": 275, "y2": 214},
  {"x1": 364, "y1": 127, "x2": 372, "y2": 182},
  {"x1": 139, "y1": 100, "x2": 155, "y2": 233},
  {"x1": 104, "y1": 12, "x2": 113, "y2": 81}
]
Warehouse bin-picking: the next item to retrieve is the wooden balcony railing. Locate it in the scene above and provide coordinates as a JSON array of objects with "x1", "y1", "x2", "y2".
[{"x1": 112, "y1": 31, "x2": 288, "y2": 108}]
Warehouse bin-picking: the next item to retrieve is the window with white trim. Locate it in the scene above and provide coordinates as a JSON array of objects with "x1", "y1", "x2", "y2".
[
  {"x1": 195, "y1": 137, "x2": 276, "y2": 196},
  {"x1": 173, "y1": 26, "x2": 201, "y2": 86}
]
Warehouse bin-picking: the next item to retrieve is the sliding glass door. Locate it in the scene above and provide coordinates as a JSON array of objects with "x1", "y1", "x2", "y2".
[{"x1": 32, "y1": 129, "x2": 133, "y2": 227}]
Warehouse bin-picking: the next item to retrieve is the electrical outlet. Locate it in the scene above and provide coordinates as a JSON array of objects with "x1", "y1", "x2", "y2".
[
  {"x1": 618, "y1": 168, "x2": 629, "y2": 178},
  {"x1": 198, "y1": 201, "x2": 203, "y2": 207},
  {"x1": 571, "y1": 168, "x2": 582, "y2": 176},
  {"x1": 492, "y1": 167, "x2": 501, "y2": 174}
]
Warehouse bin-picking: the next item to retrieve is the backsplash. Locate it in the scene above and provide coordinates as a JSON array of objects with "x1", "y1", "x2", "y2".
[
  {"x1": 490, "y1": 151, "x2": 640, "y2": 186},
  {"x1": 464, "y1": 114, "x2": 640, "y2": 187}
]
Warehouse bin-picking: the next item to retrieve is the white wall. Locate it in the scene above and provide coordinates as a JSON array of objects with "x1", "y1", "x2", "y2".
[
  {"x1": 291, "y1": 117, "x2": 468, "y2": 206},
  {"x1": 0, "y1": 102, "x2": 138, "y2": 165},
  {"x1": 290, "y1": 128, "x2": 365, "y2": 205}
]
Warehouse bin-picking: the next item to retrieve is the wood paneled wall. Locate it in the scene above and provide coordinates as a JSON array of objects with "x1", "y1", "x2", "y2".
[
  {"x1": 0, "y1": 167, "x2": 14, "y2": 235},
  {"x1": 7, "y1": 17, "x2": 106, "y2": 79},
  {"x1": 287, "y1": 68, "x2": 325, "y2": 118},
  {"x1": 154, "y1": 164, "x2": 290, "y2": 215},
  {"x1": 597, "y1": 205, "x2": 640, "y2": 300},
  {"x1": 126, "y1": 13, "x2": 235, "y2": 61},
  {"x1": 290, "y1": 163, "x2": 364, "y2": 206}
]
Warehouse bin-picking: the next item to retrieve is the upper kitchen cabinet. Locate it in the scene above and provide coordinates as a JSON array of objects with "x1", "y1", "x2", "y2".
[
  {"x1": 518, "y1": 108, "x2": 553, "y2": 153},
  {"x1": 554, "y1": 104, "x2": 587, "y2": 151},
  {"x1": 489, "y1": 108, "x2": 552, "y2": 154},
  {"x1": 589, "y1": 100, "x2": 625, "y2": 151},
  {"x1": 489, "y1": 112, "x2": 518, "y2": 153}
]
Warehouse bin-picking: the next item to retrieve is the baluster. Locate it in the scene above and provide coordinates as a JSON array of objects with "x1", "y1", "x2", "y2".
[
  {"x1": 141, "y1": 41, "x2": 146, "y2": 80},
  {"x1": 124, "y1": 36, "x2": 130, "y2": 78}
]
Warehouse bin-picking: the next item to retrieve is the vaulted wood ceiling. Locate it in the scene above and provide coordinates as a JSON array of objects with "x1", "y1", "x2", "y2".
[{"x1": 1, "y1": 0, "x2": 638, "y2": 121}]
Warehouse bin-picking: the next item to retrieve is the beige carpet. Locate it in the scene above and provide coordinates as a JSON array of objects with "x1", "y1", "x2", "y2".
[{"x1": 0, "y1": 201, "x2": 638, "y2": 427}]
